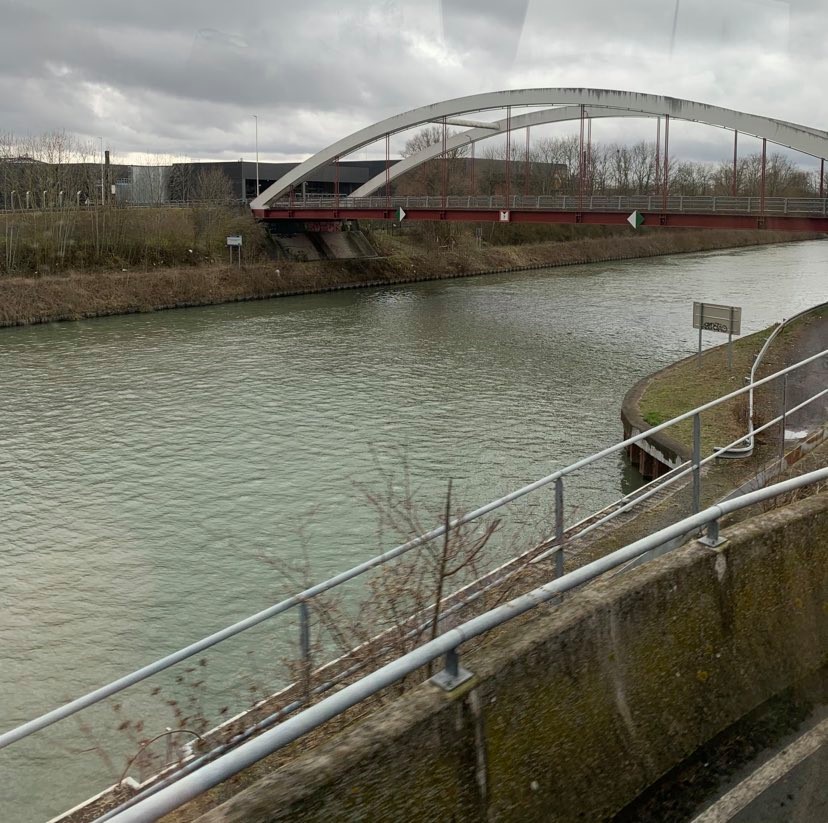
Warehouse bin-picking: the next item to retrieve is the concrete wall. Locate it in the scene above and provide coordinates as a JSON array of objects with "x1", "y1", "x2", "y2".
[
  {"x1": 621, "y1": 366, "x2": 691, "y2": 479},
  {"x1": 196, "y1": 493, "x2": 828, "y2": 823}
]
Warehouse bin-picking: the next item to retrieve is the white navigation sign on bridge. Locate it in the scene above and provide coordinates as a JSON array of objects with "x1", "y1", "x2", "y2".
[
  {"x1": 396, "y1": 207, "x2": 406, "y2": 222},
  {"x1": 627, "y1": 210, "x2": 645, "y2": 229}
]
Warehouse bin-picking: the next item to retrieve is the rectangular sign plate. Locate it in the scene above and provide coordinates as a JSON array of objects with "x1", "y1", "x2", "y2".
[
  {"x1": 693, "y1": 302, "x2": 742, "y2": 335},
  {"x1": 226, "y1": 235, "x2": 243, "y2": 247}
]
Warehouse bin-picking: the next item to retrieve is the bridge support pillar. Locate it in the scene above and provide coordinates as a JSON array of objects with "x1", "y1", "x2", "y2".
[
  {"x1": 760, "y1": 138, "x2": 767, "y2": 215},
  {"x1": 662, "y1": 115, "x2": 670, "y2": 211}
]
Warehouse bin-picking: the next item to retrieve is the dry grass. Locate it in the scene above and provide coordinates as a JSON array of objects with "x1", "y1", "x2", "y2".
[
  {"x1": 0, "y1": 206, "x2": 271, "y2": 274},
  {"x1": 0, "y1": 228, "x2": 814, "y2": 328}
]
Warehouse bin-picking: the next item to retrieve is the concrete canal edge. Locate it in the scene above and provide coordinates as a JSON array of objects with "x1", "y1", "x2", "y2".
[
  {"x1": 621, "y1": 366, "x2": 691, "y2": 479},
  {"x1": 622, "y1": 301, "x2": 828, "y2": 480},
  {"x1": 189, "y1": 492, "x2": 828, "y2": 822},
  {"x1": 0, "y1": 230, "x2": 817, "y2": 328}
]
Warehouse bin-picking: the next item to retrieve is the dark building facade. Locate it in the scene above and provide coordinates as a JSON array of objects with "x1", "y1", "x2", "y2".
[{"x1": 168, "y1": 159, "x2": 400, "y2": 202}]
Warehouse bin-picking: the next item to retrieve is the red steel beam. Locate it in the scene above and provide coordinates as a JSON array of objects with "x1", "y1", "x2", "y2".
[
  {"x1": 441, "y1": 117, "x2": 448, "y2": 209},
  {"x1": 664, "y1": 116, "x2": 671, "y2": 202},
  {"x1": 655, "y1": 118, "x2": 661, "y2": 196},
  {"x1": 505, "y1": 106, "x2": 512, "y2": 208},
  {"x1": 253, "y1": 208, "x2": 828, "y2": 233},
  {"x1": 578, "y1": 104, "x2": 585, "y2": 210},
  {"x1": 524, "y1": 126, "x2": 531, "y2": 198},
  {"x1": 385, "y1": 133, "x2": 390, "y2": 208},
  {"x1": 587, "y1": 115, "x2": 592, "y2": 195},
  {"x1": 470, "y1": 142, "x2": 476, "y2": 195}
]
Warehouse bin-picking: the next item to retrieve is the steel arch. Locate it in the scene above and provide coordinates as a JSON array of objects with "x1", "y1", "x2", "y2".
[
  {"x1": 251, "y1": 88, "x2": 828, "y2": 209},
  {"x1": 351, "y1": 105, "x2": 640, "y2": 198}
]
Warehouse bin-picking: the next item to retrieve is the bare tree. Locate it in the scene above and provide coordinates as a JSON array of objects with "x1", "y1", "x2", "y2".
[
  {"x1": 191, "y1": 167, "x2": 235, "y2": 254},
  {"x1": 396, "y1": 126, "x2": 468, "y2": 196}
]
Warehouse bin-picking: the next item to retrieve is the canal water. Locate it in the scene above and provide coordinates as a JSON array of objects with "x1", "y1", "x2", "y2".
[{"x1": 2, "y1": 241, "x2": 827, "y2": 821}]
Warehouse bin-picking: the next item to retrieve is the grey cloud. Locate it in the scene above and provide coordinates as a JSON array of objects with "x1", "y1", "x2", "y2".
[{"x1": 0, "y1": 0, "x2": 826, "y2": 163}]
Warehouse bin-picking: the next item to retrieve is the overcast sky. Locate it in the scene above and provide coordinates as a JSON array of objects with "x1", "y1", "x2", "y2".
[{"x1": 1, "y1": 0, "x2": 826, "y2": 166}]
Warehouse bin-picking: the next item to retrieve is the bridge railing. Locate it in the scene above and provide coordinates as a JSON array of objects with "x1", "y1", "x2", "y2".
[
  {"x1": 0, "y1": 199, "x2": 248, "y2": 213},
  {"x1": 1, "y1": 345, "x2": 825, "y2": 819},
  {"x1": 7, "y1": 194, "x2": 822, "y2": 216},
  {"x1": 269, "y1": 194, "x2": 828, "y2": 217},
  {"x1": 102, "y1": 462, "x2": 828, "y2": 822}
]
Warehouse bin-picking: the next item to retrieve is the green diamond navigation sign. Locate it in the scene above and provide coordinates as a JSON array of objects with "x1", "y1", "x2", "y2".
[
  {"x1": 396, "y1": 207, "x2": 406, "y2": 222},
  {"x1": 627, "y1": 210, "x2": 645, "y2": 229}
]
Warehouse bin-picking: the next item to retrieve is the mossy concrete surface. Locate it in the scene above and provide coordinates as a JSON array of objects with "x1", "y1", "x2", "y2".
[{"x1": 190, "y1": 492, "x2": 828, "y2": 823}]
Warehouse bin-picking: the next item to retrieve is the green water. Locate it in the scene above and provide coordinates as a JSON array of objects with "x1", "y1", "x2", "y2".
[{"x1": 2, "y1": 241, "x2": 827, "y2": 821}]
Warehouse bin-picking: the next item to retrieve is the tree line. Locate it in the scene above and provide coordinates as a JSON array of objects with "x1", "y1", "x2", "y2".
[
  {"x1": 395, "y1": 129, "x2": 825, "y2": 199},
  {"x1": 0, "y1": 130, "x2": 237, "y2": 208}
]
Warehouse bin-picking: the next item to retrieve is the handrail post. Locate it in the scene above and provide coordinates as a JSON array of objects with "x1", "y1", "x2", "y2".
[
  {"x1": 693, "y1": 413, "x2": 702, "y2": 515},
  {"x1": 555, "y1": 477, "x2": 565, "y2": 579},
  {"x1": 780, "y1": 374, "x2": 788, "y2": 462},
  {"x1": 299, "y1": 602, "x2": 311, "y2": 698},
  {"x1": 429, "y1": 647, "x2": 473, "y2": 692},
  {"x1": 698, "y1": 517, "x2": 725, "y2": 548}
]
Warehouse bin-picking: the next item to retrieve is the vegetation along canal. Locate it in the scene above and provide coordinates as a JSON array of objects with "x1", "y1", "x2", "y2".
[{"x1": 2, "y1": 240, "x2": 828, "y2": 822}]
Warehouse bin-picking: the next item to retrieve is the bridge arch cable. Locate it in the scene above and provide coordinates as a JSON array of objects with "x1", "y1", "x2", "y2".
[{"x1": 250, "y1": 89, "x2": 828, "y2": 210}]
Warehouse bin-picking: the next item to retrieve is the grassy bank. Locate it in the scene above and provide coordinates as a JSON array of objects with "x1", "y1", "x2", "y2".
[
  {"x1": 0, "y1": 223, "x2": 818, "y2": 327},
  {"x1": 638, "y1": 303, "x2": 828, "y2": 454},
  {"x1": 1, "y1": 205, "x2": 270, "y2": 274},
  {"x1": 637, "y1": 329, "x2": 771, "y2": 456}
]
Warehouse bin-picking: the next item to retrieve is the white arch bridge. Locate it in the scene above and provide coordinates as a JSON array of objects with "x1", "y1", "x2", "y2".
[{"x1": 250, "y1": 88, "x2": 828, "y2": 232}]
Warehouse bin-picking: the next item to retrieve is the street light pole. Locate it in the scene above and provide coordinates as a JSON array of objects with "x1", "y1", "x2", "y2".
[{"x1": 252, "y1": 115, "x2": 259, "y2": 196}]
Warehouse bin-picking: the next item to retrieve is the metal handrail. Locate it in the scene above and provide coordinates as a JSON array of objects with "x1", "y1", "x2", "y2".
[
  {"x1": 533, "y1": 385, "x2": 828, "y2": 564},
  {"x1": 85, "y1": 381, "x2": 828, "y2": 823},
  {"x1": 266, "y1": 194, "x2": 828, "y2": 217},
  {"x1": 104, "y1": 466, "x2": 828, "y2": 823},
  {"x1": 0, "y1": 347, "x2": 825, "y2": 752},
  {"x1": 6, "y1": 195, "x2": 824, "y2": 214},
  {"x1": 723, "y1": 301, "x2": 828, "y2": 458}
]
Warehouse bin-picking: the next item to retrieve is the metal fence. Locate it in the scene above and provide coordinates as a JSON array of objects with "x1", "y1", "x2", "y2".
[
  {"x1": 269, "y1": 194, "x2": 828, "y2": 217},
  {"x1": 104, "y1": 464, "x2": 828, "y2": 822},
  {"x1": 3, "y1": 194, "x2": 827, "y2": 217},
  {"x1": 0, "y1": 198, "x2": 247, "y2": 213}
]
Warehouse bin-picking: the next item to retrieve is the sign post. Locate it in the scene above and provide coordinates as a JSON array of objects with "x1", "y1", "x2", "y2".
[
  {"x1": 693, "y1": 301, "x2": 743, "y2": 369},
  {"x1": 227, "y1": 235, "x2": 243, "y2": 269}
]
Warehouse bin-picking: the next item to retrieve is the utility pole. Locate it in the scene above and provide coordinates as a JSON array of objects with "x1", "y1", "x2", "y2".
[
  {"x1": 252, "y1": 115, "x2": 259, "y2": 196},
  {"x1": 100, "y1": 137, "x2": 105, "y2": 205}
]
